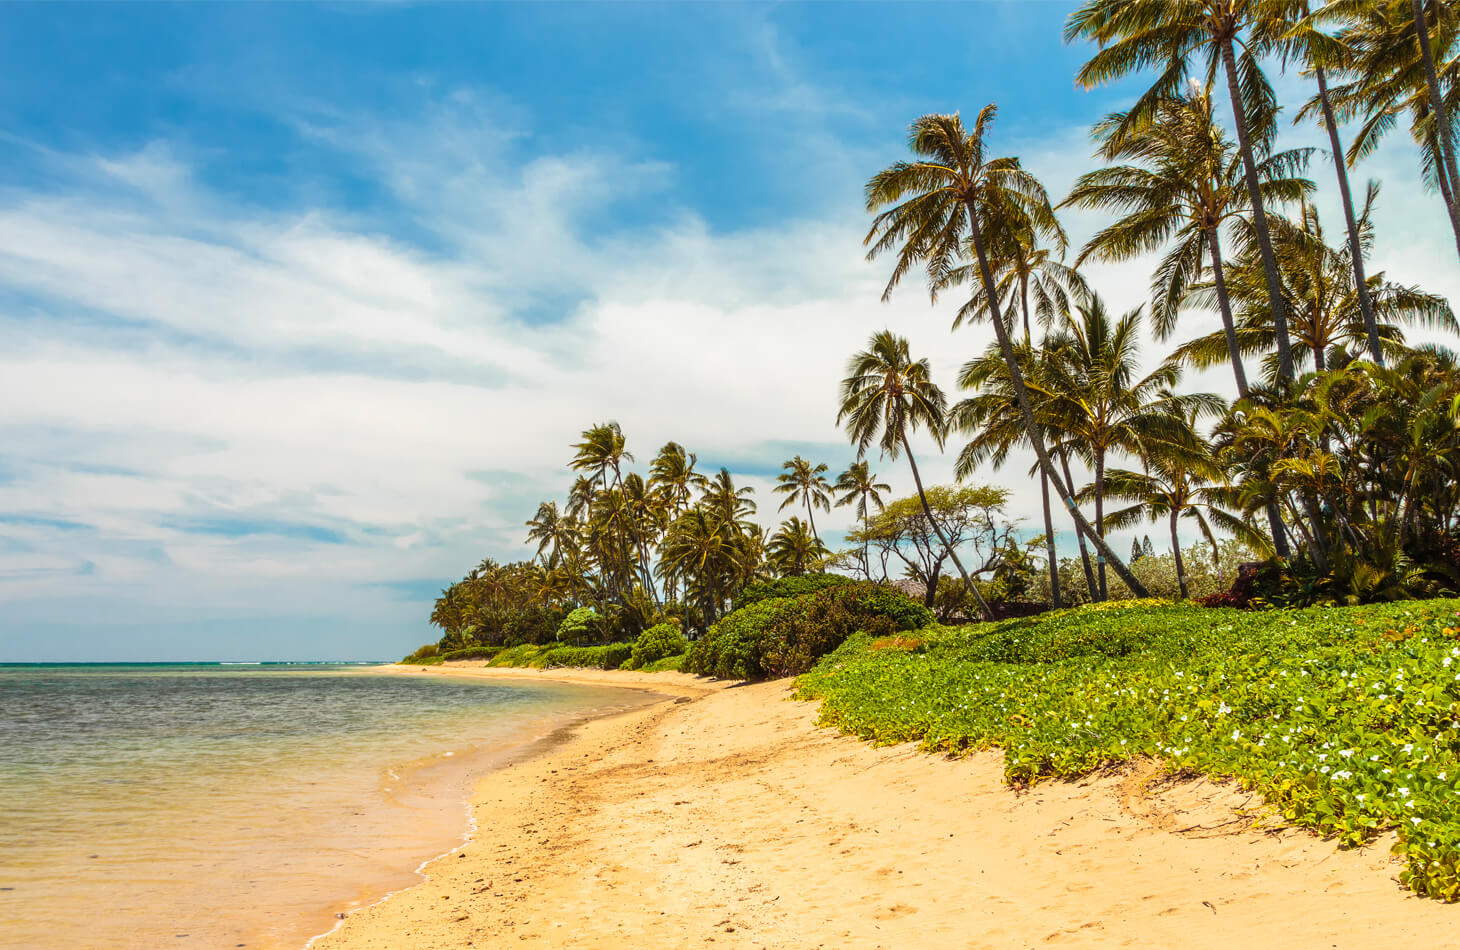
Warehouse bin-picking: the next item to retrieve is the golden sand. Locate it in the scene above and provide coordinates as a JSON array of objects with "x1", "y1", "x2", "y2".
[{"x1": 317, "y1": 664, "x2": 1459, "y2": 949}]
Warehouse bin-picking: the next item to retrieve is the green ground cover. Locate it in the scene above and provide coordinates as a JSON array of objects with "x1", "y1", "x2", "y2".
[{"x1": 796, "y1": 599, "x2": 1460, "y2": 900}]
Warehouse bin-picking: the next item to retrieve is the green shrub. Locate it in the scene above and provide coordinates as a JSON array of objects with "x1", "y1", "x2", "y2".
[
  {"x1": 640, "y1": 654, "x2": 685, "y2": 673},
  {"x1": 535, "y1": 643, "x2": 634, "y2": 670},
  {"x1": 685, "y1": 582, "x2": 933, "y2": 681},
  {"x1": 797, "y1": 599, "x2": 1460, "y2": 902},
  {"x1": 438, "y1": 645, "x2": 504, "y2": 662},
  {"x1": 488, "y1": 643, "x2": 551, "y2": 667},
  {"x1": 556, "y1": 607, "x2": 601, "y2": 646},
  {"x1": 402, "y1": 643, "x2": 440, "y2": 664},
  {"x1": 627, "y1": 621, "x2": 688, "y2": 670},
  {"x1": 736, "y1": 573, "x2": 853, "y2": 609}
]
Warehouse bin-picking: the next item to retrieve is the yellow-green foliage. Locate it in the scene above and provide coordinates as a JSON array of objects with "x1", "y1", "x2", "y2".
[
  {"x1": 626, "y1": 622, "x2": 688, "y2": 670},
  {"x1": 797, "y1": 600, "x2": 1460, "y2": 901}
]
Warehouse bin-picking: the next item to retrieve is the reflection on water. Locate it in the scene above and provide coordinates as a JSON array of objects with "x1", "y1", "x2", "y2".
[{"x1": 0, "y1": 665, "x2": 649, "y2": 949}]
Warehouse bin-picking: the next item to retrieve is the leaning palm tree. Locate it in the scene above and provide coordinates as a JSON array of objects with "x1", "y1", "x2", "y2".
[
  {"x1": 837, "y1": 330, "x2": 997, "y2": 620},
  {"x1": 865, "y1": 108, "x2": 1149, "y2": 597},
  {"x1": 1067, "y1": 0, "x2": 1300, "y2": 382},
  {"x1": 774, "y1": 456, "x2": 833, "y2": 544},
  {"x1": 950, "y1": 338, "x2": 1078, "y2": 608},
  {"x1": 1065, "y1": 86, "x2": 1312, "y2": 397},
  {"x1": 833, "y1": 461, "x2": 891, "y2": 580},
  {"x1": 1098, "y1": 410, "x2": 1233, "y2": 600},
  {"x1": 767, "y1": 517, "x2": 831, "y2": 577},
  {"x1": 1040, "y1": 297, "x2": 1217, "y2": 599}
]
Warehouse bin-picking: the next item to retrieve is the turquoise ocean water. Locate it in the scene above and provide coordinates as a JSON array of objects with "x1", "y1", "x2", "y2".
[{"x1": 0, "y1": 663, "x2": 651, "y2": 950}]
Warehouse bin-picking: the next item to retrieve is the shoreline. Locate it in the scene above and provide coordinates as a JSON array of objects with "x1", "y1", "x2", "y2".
[{"x1": 316, "y1": 671, "x2": 1458, "y2": 949}]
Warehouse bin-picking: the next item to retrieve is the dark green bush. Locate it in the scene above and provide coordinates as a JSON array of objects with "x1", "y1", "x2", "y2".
[
  {"x1": 736, "y1": 572, "x2": 853, "y2": 609},
  {"x1": 627, "y1": 621, "x2": 688, "y2": 670},
  {"x1": 502, "y1": 606, "x2": 566, "y2": 646},
  {"x1": 685, "y1": 582, "x2": 934, "y2": 680}
]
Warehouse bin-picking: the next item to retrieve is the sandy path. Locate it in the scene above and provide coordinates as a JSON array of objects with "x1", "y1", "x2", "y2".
[{"x1": 316, "y1": 674, "x2": 1459, "y2": 949}]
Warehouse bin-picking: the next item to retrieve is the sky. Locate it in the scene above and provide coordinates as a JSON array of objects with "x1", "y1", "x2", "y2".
[{"x1": 2, "y1": 2, "x2": 1456, "y2": 662}]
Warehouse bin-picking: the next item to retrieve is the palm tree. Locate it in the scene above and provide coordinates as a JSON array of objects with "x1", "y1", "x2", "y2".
[
  {"x1": 950, "y1": 339, "x2": 1079, "y2": 607},
  {"x1": 701, "y1": 467, "x2": 757, "y2": 524},
  {"x1": 525, "y1": 501, "x2": 578, "y2": 568},
  {"x1": 571, "y1": 422, "x2": 656, "y2": 604},
  {"x1": 864, "y1": 108, "x2": 1149, "y2": 598},
  {"x1": 1278, "y1": 1, "x2": 1386, "y2": 362},
  {"x1": 1065, "y1": 87, "x2": 1312, "y2": 397},
  {"x1": 1067, "y1": 0, "x2": 1300, "y2": 382},
  {"x1": 768, "y1": 517, "x2": 831, "y2": 577},
  {"x1": 1099, "y1": 412, "x2": 1232, "y2": 599},
  {"x1": 1318, "y1": 0, "x2": 1460, "y2": 259},
  {"x1": 833, "y1": 461, "x2": 891, "y2": 580},
  {"x1": 1171, "y1": 193, "x2": 1458, "y2": 374},
  {"x1": 837, "y1": 330, "x2": 997, "y2": 620},
  {"x1": 649, "y1": 442, "x2": 706, "y2": 512},
  {"x1": 939, "y1": 214, "x2": 1089, "y2": 608},
  {"x1": 1040, "y1": 297, "x2": 1217, "y2": 599},
  {"x1": 774, "y1": 456, "x2": 833, "y2": 544}
]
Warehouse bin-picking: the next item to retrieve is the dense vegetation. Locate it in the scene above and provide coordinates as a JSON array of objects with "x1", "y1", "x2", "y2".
[{"x1": 797, "y1": 599, "x2": 1460, "y2": 900}]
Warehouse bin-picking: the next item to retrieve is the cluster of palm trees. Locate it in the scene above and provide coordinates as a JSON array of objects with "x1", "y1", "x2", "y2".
[{"x1": 843, "y1": 0, "x2": 1460, "y2": 609}]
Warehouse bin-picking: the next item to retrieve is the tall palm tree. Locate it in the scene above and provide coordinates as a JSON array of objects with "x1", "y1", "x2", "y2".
[
  {"x1": 939, "y1": 215, "x2": 1090, "y2": 609},
  {"x1": 833, "y1": 461, "x2": 891, "y2": 580},
  {"x1": 1278, "y1": 0, "x2": 1386, "y2": 362},
  {"x1": 571, "y1": 422, "x2": 656, "y2": 604},
  {"x1": 864, "y1": 108, "x2": 1149, "y2": 598},
  {"x1": 525, "y1": 501, "x2": 578, "y2": 568},
  {"x1": 648, "y1": 441, "x2": 707, "y2": 520},
  {"x1": 837, "y1": 330, "x2": 997, "y2": 620},
  {"x1": 701, "y1": 467, "x2": 757, "y2": 524},
  {"x1": 1171, "y1": 193, "x2": 1458, "y2": 374},
  {"x1": 1319, "y1": 0, "x2": 1460, "y2": 259},
  {"x1": 768, "y1": 517, "x2": 831, "y2": 577},
  {"x1": 774, "y1": 456, "x2": 833, "y2": 544},
  {"x1": 1065, "y1": 87, "x2": 1312, "y2": 397},
  {"x1": 1040, "y1": 298, "x2": 1217, "y2": 598},
  {"x1": 1067, "y1": 0, "x2": 1300, "y2": 381}
]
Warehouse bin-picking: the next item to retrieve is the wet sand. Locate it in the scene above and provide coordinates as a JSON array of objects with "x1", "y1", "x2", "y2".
[{"x1": 318, "y1": 668, "x2": 1459, "y2": 949}]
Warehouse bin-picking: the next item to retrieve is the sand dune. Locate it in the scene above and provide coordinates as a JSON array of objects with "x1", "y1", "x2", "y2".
[{"x1": 317, "y1": 668, "x2": 1459, "y2": 949}]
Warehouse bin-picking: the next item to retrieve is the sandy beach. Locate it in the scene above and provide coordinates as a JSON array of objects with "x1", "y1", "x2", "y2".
[{"x1": 317, "y1": 664, "x2": 1459, "y2": 949}]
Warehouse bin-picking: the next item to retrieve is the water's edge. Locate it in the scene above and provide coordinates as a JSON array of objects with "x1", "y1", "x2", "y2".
[{"x1": 301, "y1": 673, "x2": 671, "y2": 949}]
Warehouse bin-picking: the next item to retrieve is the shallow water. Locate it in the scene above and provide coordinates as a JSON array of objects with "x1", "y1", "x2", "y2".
[{"x1": 0, "y1": 664, "x2": 651, "y2": 949}]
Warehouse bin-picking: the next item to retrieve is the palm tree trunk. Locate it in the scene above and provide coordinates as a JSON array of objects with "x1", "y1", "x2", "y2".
[
  {"x1": 901, "y1": 432, "x2": 995, "y2": 621},
  {"x1": 613, "y1": 463, "x2": 659, "y2": 607},
  {"x1": 1040, "y1": 470, "x2": 1062, "y2": 609},
  {"x1": 962, "y1": 201, "x2": 1150, "y2": 598},
  {"x1": 1205, "y1": 226, "x2": 1250, "y2": 397},
  {"x1": 1022, "y1": 272, "x2": 1060, "y2": 609},
  {"x1": 1220, "y1": 35, "x2": 1296, "y2": 382},
  {"x1": 1314, "y1": 66, "x2": 1383, "y2": 364},
  {"x1": 1413, "y1": 0, "x2": 1460, "y2": 259},
  {"x1": 1060, "y1": 447, "x2": 1099, "y2": 598},
  {"x1": 1170, "y1": 511, "x2": 1188, "y2": 600},
  {"x1": 805, "y1": 497, "x2": 820, "y2": 545},
  {"x1": 1095, "y1": 449, "x2": 1108, "y2": 600}
]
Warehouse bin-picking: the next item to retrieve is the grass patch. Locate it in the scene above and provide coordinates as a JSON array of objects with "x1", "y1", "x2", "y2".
[{"x1": 796, "y1": 599, "x2": 1460, "y2": 901}]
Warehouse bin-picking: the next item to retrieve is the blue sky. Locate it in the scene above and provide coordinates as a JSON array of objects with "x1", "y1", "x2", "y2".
[{"x1": 1, "y1": 3, "x2": 1454, "y2": 661}]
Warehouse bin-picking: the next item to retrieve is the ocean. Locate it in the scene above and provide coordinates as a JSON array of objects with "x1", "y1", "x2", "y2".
[{"x1": 0, "y1": 663, "x2": 652, "y2": 949}]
